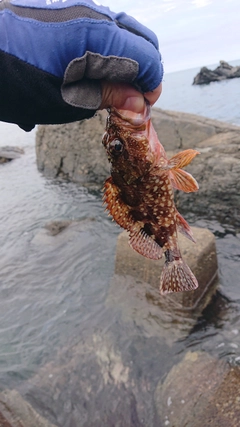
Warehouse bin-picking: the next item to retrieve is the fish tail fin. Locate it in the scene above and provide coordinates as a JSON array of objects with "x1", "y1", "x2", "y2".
[
  {"x1": 168, "y1": 149, "x2": 200, "y2": 169},
  {"x1": 159, "y1": 258, "x2": 198, "y2": 295}
]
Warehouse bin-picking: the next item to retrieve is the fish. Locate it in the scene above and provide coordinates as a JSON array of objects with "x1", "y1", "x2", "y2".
[{"x1": 102, "y1": 103, "x2": 200, "y2": 295}]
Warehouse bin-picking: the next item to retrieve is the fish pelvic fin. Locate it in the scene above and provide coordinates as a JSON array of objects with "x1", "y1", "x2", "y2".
[
  {"x1": 168, "y1": 149, "x2": 200, "y2": 169},
  {"x1": 169, "y1": 169, "x2": 199, "y2": 193},
  {"x1": 176, "y1": 211, "x2": 196, "y2": 243},
  {"x1": 159, "y1": 258, "x2": 198, "y2": 295},
  {"x1": 129, "y1": 227, "x2": 163, "y2": 260}
]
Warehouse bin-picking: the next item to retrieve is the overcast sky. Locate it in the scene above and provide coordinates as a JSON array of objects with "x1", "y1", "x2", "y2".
[{"x1": 97, "y1": 0, "x2": 240, "y2": 72}]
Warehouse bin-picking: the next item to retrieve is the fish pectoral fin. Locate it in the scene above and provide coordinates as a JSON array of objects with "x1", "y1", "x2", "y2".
[
  {"x1": 176, "y1": 211, "x2": 196, "y2": 243},
  {"x1": 103, "y1": 177, "x2": 134, "y2": 229},
  {"x1": 168, "y1": 149, "x2": 200, "y2": 169},
  {"x1": 169, "y1": 169, "x2": 199, "y2": 193},
  {"x1": 159, "y1": 258, "x2": 198, "y2": 295},
  {"x1": 129, "y1": 227, "x2": 163, "y2": 260}
]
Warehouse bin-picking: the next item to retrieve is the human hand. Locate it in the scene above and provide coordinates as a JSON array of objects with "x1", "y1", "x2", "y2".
[
  {"x1": 0, "y1": 0, "x2": 164, "y2": 130},
  {"x1": 61, "y1": 1, "x2": 164, "y2": 112},
  {"x1": 100, "y1": 81, "x2": 163, "y2": 113}
]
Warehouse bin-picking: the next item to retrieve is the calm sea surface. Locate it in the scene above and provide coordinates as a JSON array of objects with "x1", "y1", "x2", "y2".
[{"x1": 0, "y1": 62, "x2": 240, "y2": 423}]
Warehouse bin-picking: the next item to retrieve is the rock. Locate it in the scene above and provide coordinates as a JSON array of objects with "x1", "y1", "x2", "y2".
[
  {"x1": 155, "y1": 350, "x2": 240, "y2": 427},
  {"x1": 21, "y1": 332, "x2": 163, "y2": 427},
  {"x1": 31, "y1": 218, "x2": 95, "y2": 248},
  {"x1": 0, "y1": 146, "x2": 24, "y2": 163},
  {"x1": 0, "y1": 389, "x2": 57, "y2": 427},
  {"x1": 114, "y1": 227, "x2": 218, "y2": 318},
  {"x1": 175, "y1": 128, "x2": 240, "y2": 225},
  {"x1": 35, "y1": 111, "x2": 109, "y2": 183},
  {"x1": 44, "y1": 220, "x2": 73, "y2": 236},
  {"x1": 193, "y1": 60, "x2": 240, "y2": 85},
  {"x1": 35, "y1": 108, "x2": 240, "y2": 225}
]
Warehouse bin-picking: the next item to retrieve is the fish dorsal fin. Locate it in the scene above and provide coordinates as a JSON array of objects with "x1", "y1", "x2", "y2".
[
  {"x1": 168, "y1": 149, "x2": 200, "y2": 169},
  {"x1": 176, "y1": 211, "x2": 196, "y2": 243},
  {"x1": 129, "y1": 227, "x2": 163, "y2": 260},
  {"x1": 169, "y1": 169, "x2": 199, "y2": 193}
]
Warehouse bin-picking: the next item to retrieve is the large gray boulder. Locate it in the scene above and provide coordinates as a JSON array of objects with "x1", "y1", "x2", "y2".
[
  {"x1": 36, "y1": 111, "x2": 108, "y2": 183},
  {"x1": 35, "y1": 108, "x2": 240, "y2": 224}
]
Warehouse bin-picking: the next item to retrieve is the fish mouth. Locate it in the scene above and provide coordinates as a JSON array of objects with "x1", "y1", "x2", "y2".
[{"x1": 109, "y1": 101, "x2": 151, "y2": 127}]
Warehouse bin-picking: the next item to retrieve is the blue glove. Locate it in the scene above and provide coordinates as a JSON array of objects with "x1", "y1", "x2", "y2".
[{"x1": 0, "y1": 0, "x2": 163, "y2": 130}]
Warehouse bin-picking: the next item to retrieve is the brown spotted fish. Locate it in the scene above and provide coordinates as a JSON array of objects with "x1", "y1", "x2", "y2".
[{"x1": 102, "y1": 104, "x2": 200, "y2": 295}]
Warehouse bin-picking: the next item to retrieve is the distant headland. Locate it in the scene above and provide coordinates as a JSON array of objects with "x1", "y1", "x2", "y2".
[{"x1": 193, "y1": 60, "x2": 240, "y2": 85}]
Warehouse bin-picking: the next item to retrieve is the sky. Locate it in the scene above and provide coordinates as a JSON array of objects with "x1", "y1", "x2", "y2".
[{"x1": 97, "y1": 0, "x2": 240, "y2": 73}]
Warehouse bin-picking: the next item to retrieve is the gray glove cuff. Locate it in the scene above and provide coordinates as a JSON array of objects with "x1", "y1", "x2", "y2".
[{"x1": 61, "y1": 51, "x2": 139, "y2": 109}]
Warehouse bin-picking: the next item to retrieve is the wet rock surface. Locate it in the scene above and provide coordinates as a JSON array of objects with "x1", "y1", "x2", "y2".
[
  {"x1": 35, "y1": 108, "x2": 240, "y2": 225},
  {"x1": 155, "y1": 350, "x2": 240, "y2": 427},
  {"x1": 193, "y1": 60, "x2": 240, "y2": 85},
  {"x1": 0, "y1": 146, "x2": 24, "y2": 163}
]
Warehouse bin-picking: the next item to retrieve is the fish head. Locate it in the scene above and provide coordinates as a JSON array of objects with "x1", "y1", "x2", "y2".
[{"x1": 102, "y1": 104, "x2": 160, "y2": 184}]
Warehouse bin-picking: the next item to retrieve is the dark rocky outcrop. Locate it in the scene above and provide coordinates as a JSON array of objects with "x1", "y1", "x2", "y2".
[{"x1": 193, "y1": 60, "x2": 240, "y2": 85}]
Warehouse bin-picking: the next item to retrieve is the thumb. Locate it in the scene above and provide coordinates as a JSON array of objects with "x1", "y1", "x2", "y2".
[
  {"x1": 100, "y1": 81, "x2": 162, "y2": 113},
  {"x1": 100, "y1": 81, "x2": 146, "y2": 113}
]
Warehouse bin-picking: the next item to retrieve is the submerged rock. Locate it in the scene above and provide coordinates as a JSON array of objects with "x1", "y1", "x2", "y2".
[
  {"x1": 32, "y1": 218, "x2": 95, "y2": 248},
  {"x1": 44, "y1": 219, "x2": 73, "y2": 236},
  {"x1": 109, "y1": 226, "x2": 218, "y2": 339},
  {"x1": 0, "y1": 146, "x2": 24, "y2": 163},
  {"x1": 20, "y1": 331, "x2": 164, "y2": 427},
  {"x1": 0, "y1": 389, "x2": 57, "y2": 427},
  {"x1": 193, "y1": 60, "x2": 240, "y2": 85},
  {"x1": 155, "y1": 350, "x2": 240, "y2": 427}
]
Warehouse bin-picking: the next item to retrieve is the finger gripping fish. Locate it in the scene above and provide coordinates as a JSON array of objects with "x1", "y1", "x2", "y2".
[{"x1": 102, "y1": 104, "x2": 200, "y2": 295}]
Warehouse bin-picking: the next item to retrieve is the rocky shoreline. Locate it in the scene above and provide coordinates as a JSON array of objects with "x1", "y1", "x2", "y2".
[{"x1": 36, "y1": 107, "x2": 240, "y2": 225}]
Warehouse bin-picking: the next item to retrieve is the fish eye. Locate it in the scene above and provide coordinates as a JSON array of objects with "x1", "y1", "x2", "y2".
[{"x1": 109, "y1": 139, "x2": 124, "y2": 155}]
